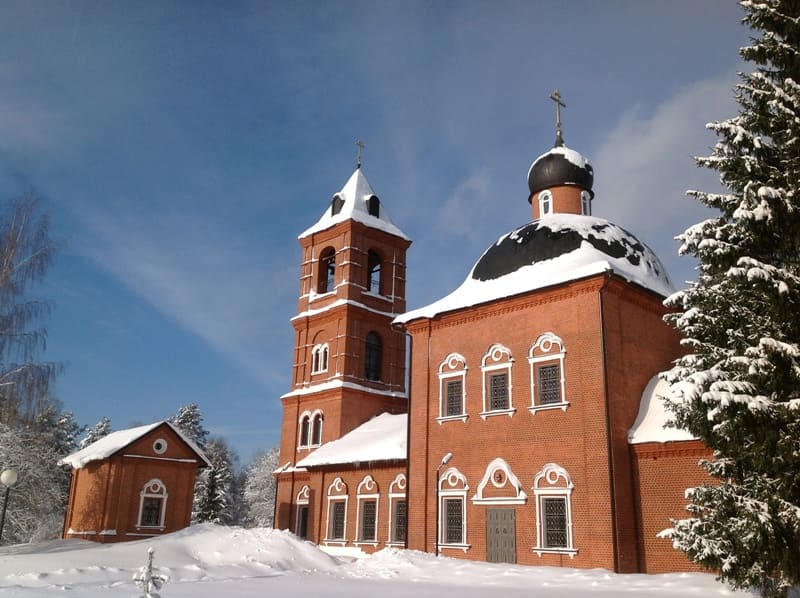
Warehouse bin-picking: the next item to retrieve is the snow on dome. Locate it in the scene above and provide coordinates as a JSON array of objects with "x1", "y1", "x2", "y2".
[
  {"x1": 395, "y1": 214, "x2": 674, "y2": 324},
  {"x1": 296, "y1": 413, "x2": 406, "y2": 468},
  {"x1": 527, "y1": 145, "x2": 594, "y2": 198},
  {"x1": 299, "y1": 168, "x2": 409, "y2": 240},
  {"x1": 628, "y1": 376, "x2": 697, "y2": 444},
  {"x1": 59, "y1": 421, "x2": 210, "y2": 469}
]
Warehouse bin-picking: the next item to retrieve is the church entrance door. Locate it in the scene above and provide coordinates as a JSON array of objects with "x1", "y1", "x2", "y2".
[{"x1": 486, "y1": 508, "x2": 516, "y2": 563}]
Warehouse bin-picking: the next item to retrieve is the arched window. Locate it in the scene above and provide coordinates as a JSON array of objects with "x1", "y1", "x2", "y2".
[
  {"x1": 367, "y1": 195, "x2": 380, "y2": 217},
  {"x1": 532, "y1": 463, "x2": 576, "y2": 557},
  {"x1": 538, "y1": 190, "x2": 553, "y2": 216},
  {"x1": 317, "y1": 247, "x2": 336, "y2": 293},
  {"x1": 311, "y1": 410, "x2": 324, "y2": 446},
  {"x1": 298, "y1": 412, "x2": 312, "y2": 447},
  {"x1": 388, "y1": 473, "x2": 407, "y2": 545},
  {"x1": 437, "y1": 353, "x2": 467, "y2": 423},
  {"x1": 581, "y1": 190, "x2": 591, "y2": 216},
  {"x1": 331, "y1": 193, "x2": 345, "y2": 216},
  {"x1": 295, "y1": 485, "x2": 310, "y2": 539},
  {"x1": 367, "y1": 250, "x2": 382, "y2": 294},
  {"x1": 311, "y1": 343, "x2": 329, "y2": 374},
  {"x1": 438, "y1": 467, "x2": 469, "y2": 550},
  {"x1": 528, "y1": 333, "x2": 568, "y2": 413},
  {"x1": 325, "y1": 477, "x2": 348, "y2": 543},
  {"x1": 364, "y1": 331, "x2": 382, "y2": 381},
  {"x1": 356, "y1": 475, "x2": 379, "y2": 544},
  {"x1": 138, "y1": 479, "x2": 168, "y2": 528},
  {"x1": 480, "y1": 344, "x2": 515, "y2": 419}
]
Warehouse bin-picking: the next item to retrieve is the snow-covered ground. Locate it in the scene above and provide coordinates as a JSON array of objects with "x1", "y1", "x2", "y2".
[{"x1": 0, "y1": 524, "x2": 750, "y2": 597}]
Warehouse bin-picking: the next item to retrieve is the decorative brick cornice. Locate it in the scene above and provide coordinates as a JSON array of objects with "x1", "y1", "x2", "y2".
[{"x1": 630, "y1": 439, "x2": 709, "y2": 459}]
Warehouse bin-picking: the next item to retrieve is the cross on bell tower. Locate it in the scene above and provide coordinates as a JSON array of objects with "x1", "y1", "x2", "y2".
[
  {"x1": 356, "y1": 140, "x2": 365, "y2": 169},
  {"x1": 549, "y1": 89, "x2": 566, "y2": 147}
]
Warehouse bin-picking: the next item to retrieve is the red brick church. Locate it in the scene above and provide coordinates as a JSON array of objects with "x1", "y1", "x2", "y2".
[{"x1": 274, "y1": 107, "x2": 710, "y2": 573}]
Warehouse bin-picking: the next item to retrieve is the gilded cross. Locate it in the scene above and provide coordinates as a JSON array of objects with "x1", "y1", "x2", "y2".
[{"x1": 549, "y1": 90, "x2": 566, "y2": 147}]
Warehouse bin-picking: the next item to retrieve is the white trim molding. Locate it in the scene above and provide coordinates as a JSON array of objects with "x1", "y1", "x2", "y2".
[
  {"x1": 387, "y1": 473, "x2": 407, "y2": 547},
  {"x1": 355, "y1": 475, "x2": 380, "y2": 546},
  {"x1": 528, "y1": 333, "x2": 569, "y2": 414},
  {"x1": 437, "y1": 352, "x2": 468, "y2": 423},
  {"x1": 438, "y1": 467, "x2": 470, "y2": 551},
  {"x1": 480, "y1": 344, "x2": 515, "y2": 420},
  {"x1": 472, "y1": 458, "x2": 527, "y2": 505},
  {"x1": 136, "y1": 478, "x2": 167, "y2": 530},
  {"x1": 324, "y1": 477, "x2": 349, "y2": 545},
  {"x1": 532, "y1": 463, "x2": 577, "y2": 557}
]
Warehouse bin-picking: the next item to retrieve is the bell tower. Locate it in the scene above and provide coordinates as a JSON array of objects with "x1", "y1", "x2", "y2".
[{"x1": 277, "y1": 158, "x2": 411, "y2": 472}]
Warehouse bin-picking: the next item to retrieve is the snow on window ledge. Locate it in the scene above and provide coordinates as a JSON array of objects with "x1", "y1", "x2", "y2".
[
  {"x1": 440, "y1": 543, "x2": 471, "y2": 553},
  {"x1": 386, "y1": 541, "x2": 404, "y2": 548},
  {"x1": 310, "y1": 290, "x2": 336, "y2": 303},
  {"x1": 436, "y1": 414, "x2": 468, "y2": 425},
  {"x1": 479, "y1": 408, "x2": 516, "y2": 421},
  {"x1": 323, "y1": 539, "x2": 348, "y2": 546},
  {"x1": 532, "y1": 547, "x2": 578, "y2": 558},
  {"x1": 528, "y1": 402, "x2": 569, "y2": 415},
  {"x1": 354, "y1": 541, "x2": 380, "y2": 548}
]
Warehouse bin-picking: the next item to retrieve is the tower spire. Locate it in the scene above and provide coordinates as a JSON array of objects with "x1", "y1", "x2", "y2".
[
  {"x1": 549, "y1": 89, "x2": 566, "y2": 147},
  {"x1": 356, "y1": 139, "x2": 365, "y2": 169}
]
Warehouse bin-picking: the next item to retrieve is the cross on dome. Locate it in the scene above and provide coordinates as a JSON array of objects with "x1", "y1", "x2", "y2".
[
  {"x1": 549, "y1": 89, "x2": 566, "y2": 147},
  {"x1": 356, "y1": 139, "x2": 365, "y2": 169}
]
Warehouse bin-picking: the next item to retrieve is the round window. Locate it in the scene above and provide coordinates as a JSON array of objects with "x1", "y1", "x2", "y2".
[{"x1": 153, "y1": 439, "x2": 168, "y2": 454}]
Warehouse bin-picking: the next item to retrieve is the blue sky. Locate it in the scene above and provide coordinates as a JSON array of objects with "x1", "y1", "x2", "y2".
[{"x1": 0, "y1": 1, "x2": 747, "y2": 463}]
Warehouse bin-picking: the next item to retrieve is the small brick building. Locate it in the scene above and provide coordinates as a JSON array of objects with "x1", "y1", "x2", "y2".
[
  {"x1": 60, "y1": 421, "x2": 209, "y2": 543},
  {"x1": 274, "y1": 129, "x2": 710, "y2": 572}
]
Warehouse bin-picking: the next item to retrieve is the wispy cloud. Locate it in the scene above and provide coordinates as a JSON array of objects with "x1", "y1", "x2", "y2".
[{"x1": 592, "y1": 70, "x2": 739, "y2": 286}]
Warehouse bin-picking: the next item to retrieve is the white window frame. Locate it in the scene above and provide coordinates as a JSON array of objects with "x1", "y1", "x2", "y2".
[
  {"x1": 438, "y1": 467, "x2": 470, "y2": 551},
  {"x1": 387, "y1": 473, "x2": 407, "y2": 546},
  {"x1": 295, "y1": 485, "x2": 310, "y2": 538},
  {"x1": 137, "y1": 478, "x2": 167, "y2": 529},
  {"x1": 532, "y1": 463, "x2": 577, "y2": 557},
  {"x1": 528, "y1": 333, "x2": 568, "y2": 414},
  {"x1": 310, "y1": 409, "x2": 324, "y2": 447},
  {"x1": 324, "y1": 477, "x2": 348, "y2": 545},
  {"x1": 437, "y1": 352, "x2": 468, "y2": 423},
  {"x1": 581, "y1": 190, "x2": 592, "y2": 215},
  {"x1": 480, "y1": 344, "x2": 515, "y2": 419},
  {"x1": 472, "y1": 457, "x2": 527, "y2": 505},
  {"x1": 311, "y1": 343, "x2": 329, "y2": 374},
  {"x1": 297, "y1": 410, "x2": 312, "y2": 448},
  {"x1": 355, "y1": 475, "x2": 379, "y2": 546},
  {"x1": 538, "y1": 190, "x2": 553, "y2": 216}
]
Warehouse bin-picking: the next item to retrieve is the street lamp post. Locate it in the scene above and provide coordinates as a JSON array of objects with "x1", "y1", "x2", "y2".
[
  {"x1": 434, "y1": 452, "x2": 453, "y2": 557},
  {"x1": 0, "y1": 469, "x2": 18, "y2": 544}
]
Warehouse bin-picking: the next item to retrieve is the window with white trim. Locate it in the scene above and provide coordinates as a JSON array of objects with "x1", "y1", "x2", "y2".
[
  {"x1": 388, "y1": 473, "x2": 407, "y2": 545},
  {"x1": 138, "y1": 479, "x2": 167, "y2": 528},
  {"x1": 581, "y1": 190, "x2": 592, "y2": 215},
  {"x1": 480, "y1": 344, "x2": 515, "y2": 419},
  {"x1": 295, "y1": 485, "x2": 310, "y2": 539},
  {"x1": 438, "y1": 467, "x2": 470, "y2": 550},
  {"x1": 356, "y1": 475, "x2": 379, "y2": 545},
  {"x1": 367, "y1": 249, "x2": 382, "y2": 294},
  {"x1": 532, "y1": 463, "x2": 576, "y2": 557},
  {"x1": 437, "y1": 353, "x2": 467, "y2": 423},
  {"x1": 311, "y1": 343, "x2": 329, "y2": 374},
  {"x1": 325, "y1": 477, "x2": 348, "y2": 543},
  {"x1": 311, "y1": 410, "x2": 323, "y2": 446},
  {"x1": 528, "y1": 333, "x2": 568, "y2": 413},
  {"x1": 298, "y1": 411, "x2": 311, "y2": 448},
  {"x1": 538, "y1": 190, "x2": 553, "y2": 216}
]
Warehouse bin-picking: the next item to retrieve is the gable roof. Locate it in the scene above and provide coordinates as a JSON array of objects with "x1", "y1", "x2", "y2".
[
  {"x1": 59, "y1": 421, "x2": 210, "y2": 469},
  {"x1": 296, "y1": 412, "x2": 407, "y2": 468}
]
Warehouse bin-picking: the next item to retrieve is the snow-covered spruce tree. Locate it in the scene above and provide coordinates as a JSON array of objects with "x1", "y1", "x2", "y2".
[
  {"x1": 241, "y1": 445, "x2": 280, "y2": 528},
  {"x1": 192, "y1": 437, "x2": 236, "y2": 524},
  {"x1": 169, "y1": 403, "x2": 209, "y2": 450},
  {"x1": 79, "y1": 416, "x2": 112, "y2": 449},
  {"x1": 662, "y1": 2, "x2": 800, "y2": 596}
]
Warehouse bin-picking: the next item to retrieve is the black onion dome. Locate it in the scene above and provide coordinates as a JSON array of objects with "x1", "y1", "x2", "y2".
[
  {"x1": 527, "y1": 146, "x2": 594, "y2": 201},
  {"x1": 471, "y1": 215, "x2": 670, "y2": 292}
]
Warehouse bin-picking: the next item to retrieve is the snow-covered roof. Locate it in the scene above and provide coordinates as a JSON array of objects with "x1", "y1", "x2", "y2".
[
  {"x1": 59, "y1": 421, "x2": 210, "y2": 469},
  {"x1": 295, "y1": 412, "x2": 407, "y2": 468},
  {"x1": 628, "y1": 376, "x2": 697, "y2": 444},
  {"x1": 299, "y1": 168, "x2": 409, "y2": 241},
  {"x1": 395, "y1": 213, "x2": 674, "y2": 324}
]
